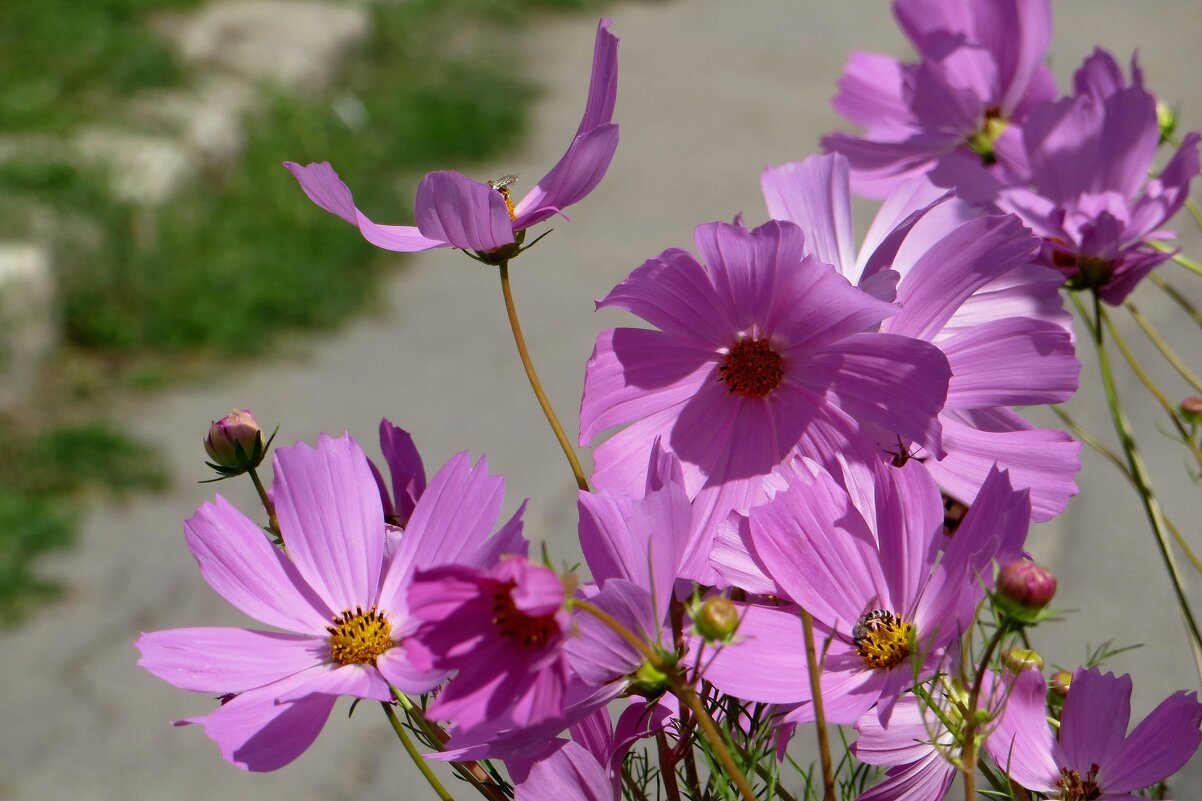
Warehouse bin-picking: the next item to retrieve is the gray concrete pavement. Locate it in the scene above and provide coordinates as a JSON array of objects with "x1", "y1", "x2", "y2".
[{"x1": 2, "y1": 2, "x2": 1201, "y2": 799}]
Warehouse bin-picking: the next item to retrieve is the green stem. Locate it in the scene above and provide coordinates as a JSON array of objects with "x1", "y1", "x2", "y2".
[
  {"x1": 1186, "y1": 199, "x2": 1202, "y2": 233},
  {"x1": 800, "y1": 608, "x2": 835, "y2": 801},
  {"x1": 961, "y1": 623, "x2": 1011, "y2": 801},
  {"x1": 1106, "y1": 310, "x2": 1202, "y2": 472},
  {"x1": 1052, "y1": 405, "x2": 1202, "y2": 574},
  {"x1": 498, "y1": 261, "x2": 589, "y2": 492},
  {"x1": 1074, "y1": 292, "x2": 1202, "y2": 679},
  {"x1": 391, "y1": 690, "x2": 510, "y2": 801},
  {"x1": 382, "y1": 702, "x2": 456, "y2": 801},
  {"x1": 1125, "y1": 302, "x2": 1202, "y2": 394},
  {"x1": 247, "y1": 466, "x2": 281, "y2": 538},
  {"x1": 571, "y1": 599, "x2": 757, "y2": 801},
  {"x1": 1148, "y1": 273, "x2": 1202, "y2": 328}
]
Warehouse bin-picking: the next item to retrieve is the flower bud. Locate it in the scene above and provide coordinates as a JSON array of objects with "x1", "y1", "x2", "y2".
[
  {"x1": 694, "y1": 596, "x2": 739, "y2": 642},
  {"x1": 1180, "y1": 396, "x2": 1202, "y2": 426},
  {"x1": 1001, "y1": 648, "x2": 1045, "y2": 674},
  {"x1": 204, "y1": 409, "x2": 265, "y2": 473},
  {"x1": 1049, "y1": 670, "x2": 1073, "y2": 699},
  {"x1": 1157, "y1": 99, "x2": 1178, "y2": 144},
  {"x1": 998, "y1": 560, "x2": 1057, "y2": 609}
]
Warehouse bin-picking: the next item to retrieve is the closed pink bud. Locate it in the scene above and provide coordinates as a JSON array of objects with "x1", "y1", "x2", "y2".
[
  {"x1": 998, "y1": 560, "x2": 1057, "y2": 609},
  {"x1": 204, "y1": 409, "x2": 264, "y2": 470}
]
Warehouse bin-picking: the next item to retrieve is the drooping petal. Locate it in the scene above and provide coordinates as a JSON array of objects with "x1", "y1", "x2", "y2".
[
  {"x1": 184, "y1": 495, "x2": 332, "y2": 634},
  {"x1": 414, "y1": 171, "x2": 515, "y2": 252},
  {"x1": 136, "y1": 627, "x2": 323, "y2": 694},
  {"x1": 1100, "y1": 689, "x2": 1202, "y2": 793},
  {"x1": 175, "y1": 670, "x2": 339, "y2": 772},
  {"x1": 272, "y1": 434, "x2": 385, "y2": 614},
  {"x1": 283, "y1": 162, "x2": 447, "y2": 252},
  {"x1": 831, "y1": 52, "x2": 912, "y2": 134}
]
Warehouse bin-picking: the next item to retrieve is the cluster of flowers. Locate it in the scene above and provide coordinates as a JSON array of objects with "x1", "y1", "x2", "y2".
[{"x1": 139, "y1": 3, "x2": 1202, "y2": 800}]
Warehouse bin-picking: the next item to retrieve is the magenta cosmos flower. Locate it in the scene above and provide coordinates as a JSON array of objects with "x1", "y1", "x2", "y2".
[
  {"x1": 706, "y1": 460, "x2": 1029, "y2": 724},
  {"x1": 406, "y1": 555, "x2": 572, "y2": 739},
  {"x1": 136, "y1": 434, "x2": 524, "y2": 770},
  {"x1": 823, "y1": 0, "x2": 1056, "y2": 197},
  {"x1": 580, "y1": 218, "x2": 950, "y2": 581},
  {"x1": 988, "y1": 667, "x2": 1202, "y2": 799},
  {"x1": 285, "y1": 19, "x2": 618, "y2": 257},
  {"x1": 970, "y1": 50, "x2": 1201, "y2": 305},
  {"x1": 761, "y1": 153, "x2": 1080, "y2": 521}
]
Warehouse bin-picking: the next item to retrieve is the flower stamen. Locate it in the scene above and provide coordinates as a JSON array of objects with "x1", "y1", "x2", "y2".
[
  {"x1": 852, "y1": 609, "x2": 913, "y2": 670},
  {"x1": 719, "y1": 338, "x2": 784, "y2": 397},
  {"x1": 1056, "y1": 763, "x2": 1102, "y2": 800},
  {"x1": 491, "y1": 581, "x2": 559, "y2": 649},
  {"x1": 327, "y1": 606, "x2": 394, "y2": 666}
]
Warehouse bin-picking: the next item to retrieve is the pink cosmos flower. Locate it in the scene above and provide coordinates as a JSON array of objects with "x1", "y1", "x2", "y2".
[
  {"x1": 135, "y1": 433, "x2": 523, "y2": 770},
  {"x1": 284, "y1": 19, "x2": 618, "y2": 257},
  {"x1": 960, "y1": 50, "x2": 1202, "y2": 304},
  {"x1": 761, "y1": 153, "x2": 1080, "y2": 521},
  {"x1": 823, "y1": 0, "x2": 1056, "y2": 197},
  {"x1": 705, "y1": 460, "x2": 1029, "y2": 725},
  {"x1": 988, "y1": 667, "x2": 1202, "y2": 799},
  {"x1": 580, "y1": 218, "x2": 951, "y2": 581},
  {"x1": 406, "y1": 556, "x2": 572, "y2": 739}
]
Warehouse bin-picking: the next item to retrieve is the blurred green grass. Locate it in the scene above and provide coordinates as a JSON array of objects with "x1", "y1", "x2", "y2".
[{"x1": 0, "y1": 0, "x2": 606, "y2": 624}]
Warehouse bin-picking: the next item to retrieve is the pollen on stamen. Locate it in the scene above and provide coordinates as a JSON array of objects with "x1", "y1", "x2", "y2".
[
  {"x1": 718, "y1": 337, "x2": 784, "y2": 398},
  {"x1": 1056, "y1": 763, "x2": 1101, "y2": 801},
  {"x1": 327, "y1": 606, "x2": 394, "y2": 666},
  {"x1": 490, "y1": 581, "x2": 559, "y2": 649},
  {"x1": 852, "y1": 609, "x2": 913, "y2": 670}
]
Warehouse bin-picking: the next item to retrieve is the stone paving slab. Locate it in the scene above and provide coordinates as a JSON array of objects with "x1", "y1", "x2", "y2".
[{"x1": 2, "y1": 2, "x2": 1201, "y2": 799}]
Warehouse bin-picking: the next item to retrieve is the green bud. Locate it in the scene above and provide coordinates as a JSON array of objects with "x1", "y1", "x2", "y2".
[
  {"x1": 1157, "y1": 100, "x2": 1178, "y2": 144},
  {"x1": 628, "y1": 656, "x2": 671, "y2": 699},
  {"x1": 1179, "y1": 396, "x2": 1202, "y2": 426},
  {"x1": 1049, "y1": 670, "x2": 1073, "y2": 699},
  {"x1": 694, "y1": 596, "x2": 739, "y2": 642},
  {"x1": 1001, "y1": 648, "x2": 1045, "y2": 674}
]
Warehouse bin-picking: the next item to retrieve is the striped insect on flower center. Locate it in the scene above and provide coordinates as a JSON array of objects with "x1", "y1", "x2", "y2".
[{"x1": 852, "y1": 609, "x2": 913, "y2": 670}]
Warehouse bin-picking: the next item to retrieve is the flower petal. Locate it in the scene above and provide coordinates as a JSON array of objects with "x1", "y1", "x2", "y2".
[
  {"x1": 512, "y1": 124, "x2": 619, "y2": 230},
  {"x1": 283, "y1": 161, "x2": 446, "y2": 251},
  {"x1": 942, "y1": 317, "x2": 1079, "y2": 408},
  {"x1": 184, "y1": 495, "x2": 332, "y2": 634},
  {"x1": 414, "y1": 170, "x2": 515, "y2": 252},
  {"x1": 761, "y1": 155, "x2": 858, "y2": 275},
  {"x1": 1101, "y1": 689, "x2": 1202, "y2": 792},
  {"x1": 136, "y1": 627, "x2": 323, "y2": 694},
  {"x1": 175, "y1": 671, "x2": 338, "y2": 772},
  {"x1": 1060, "y1": 668, "x2": 1133, "y2": 773},
  {"x1": 272, "y1": 433, "x2": 385, "y2": 614}
]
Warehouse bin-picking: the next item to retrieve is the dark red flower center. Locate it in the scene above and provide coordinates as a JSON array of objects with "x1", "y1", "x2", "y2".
[
  {"x1": 852, "y1": 609, "x2": 913, "y2": 670},
  {"x1": 942, "y1": 493, "x2": 969, "y2": 538},
  {"x1": 1056, "y1": 764, "x2": 1101, "y2": 800},
  {"x1": 491, "y1": 581, "x2": 558, "y2": 649},
  {"x1": 719, "y1": 338, "x2": 784, "y2": 398},
  {"x1": 328, "y1": 606, "x2": 394, "y2": 666}
]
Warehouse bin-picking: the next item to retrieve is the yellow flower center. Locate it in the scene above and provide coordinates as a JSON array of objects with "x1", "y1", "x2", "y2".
[
  {"x1": 327, "y1": 606, "x2": 394, "y2": 666},
  {"x1": 491, "y1": 581, "x2": 559, "y2": 649},
  {"x1": 967, "y1": 107, "x2": 1010, "y2": 166},
  {"x1": 852, "y1": 609, "x2": 913, "y2": 670},
  {"x1": 719, "y1": 338, "x2": 784, "y2": 398}
]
